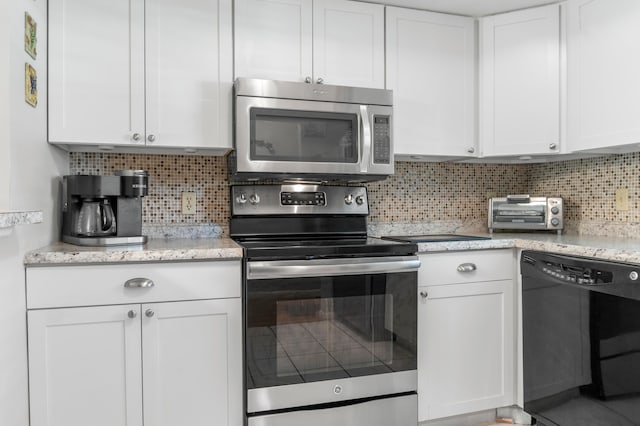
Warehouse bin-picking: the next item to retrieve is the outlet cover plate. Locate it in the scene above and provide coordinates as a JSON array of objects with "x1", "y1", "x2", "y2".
[{"x1": 181, "y1": 192, "x2": 197, "y2": 215}]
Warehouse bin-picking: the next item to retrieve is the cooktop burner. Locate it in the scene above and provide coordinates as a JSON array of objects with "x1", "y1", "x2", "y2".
[{"x1": 381, "y1": 234, "x2": 491, "y2": 243}]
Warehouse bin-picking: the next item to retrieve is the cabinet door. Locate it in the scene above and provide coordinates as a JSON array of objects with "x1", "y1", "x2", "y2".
[
  {"x1": 417, "y1": 281, "x2": 515, "y2": 421},
  {"x1": 48, "y1": 0, "x2": 145, "y2": 145},
  {"x1": 481, "y1": 4, "x2": 562, "y2": 157},
  {"x1": 567, "y1": 0, "x2": 640, "y2": 152},
  {"x1": 386, "y1": 7, "x2": 475, "y2": 159},
  {"x1": 234, "y1": 0, "x2": 313, "y2": 82},
  {"x1": 313, "y1": 0, "x2": 384, "y2": 88},
  {"x1": 145, "y1": 0, "x2": 232, "y2": 151},
  {"x1": 28, "y1": 305, "x2": 143, "y2": 426},
  {"x1": 142, "y1": 299, "x2": 242, "y2": 426}
]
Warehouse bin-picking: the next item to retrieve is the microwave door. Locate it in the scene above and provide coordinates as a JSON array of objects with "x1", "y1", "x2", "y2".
[{"x1": 235, "y1": 96, "x2": 363, "y2": 177}]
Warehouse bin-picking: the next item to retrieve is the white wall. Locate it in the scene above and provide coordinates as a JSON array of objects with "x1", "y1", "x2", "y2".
[
  {"x1": 0, "y1": 0, "x2": 68, "y2": 424},
  {"x1": 0, "y1": 0, "x2": 10, "y2": 209}
]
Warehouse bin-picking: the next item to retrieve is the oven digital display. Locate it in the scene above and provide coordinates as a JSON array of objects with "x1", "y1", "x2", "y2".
[{"x1": 281, "y1": 191, "x2": 326, "y2": 206}]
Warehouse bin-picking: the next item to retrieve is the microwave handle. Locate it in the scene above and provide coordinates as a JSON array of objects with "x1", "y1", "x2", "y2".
[{"x1": 360, "y1": 105, "x2": 371, "y2": 173}]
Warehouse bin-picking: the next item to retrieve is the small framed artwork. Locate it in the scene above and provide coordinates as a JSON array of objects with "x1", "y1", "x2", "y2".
[
  {"x1": 25, "y1": 63, "x2": 37, "y2": 107},
  {"x1": 24, "y1": 12, "x2": 37, "y2": 59}
]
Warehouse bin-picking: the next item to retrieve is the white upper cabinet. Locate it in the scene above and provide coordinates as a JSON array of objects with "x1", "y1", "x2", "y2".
[
  {"x1": 49, "y1": 0, "x2": 145, "y2": 147},
  {"x1": 234, "y1": 0, "x2": 313, "y2": 83},
  {"x1": 480, "y1": 3, "x2": 563, "y2": 157},
  {"x1": 386, "y1": 7, "x2": 476, "y2": 159},
  {"x1": 48, "y1": 0, "x2": 233, "y2": 154},
  {"x1": 567, "y1": 0, "x2": 640, "y2": 153},
  {"x1": 312, "y1": 0, "x2": 384, "y2": 88},
  {"x1": 234, "y1": 0, "x2": 385, "y2": 88}
]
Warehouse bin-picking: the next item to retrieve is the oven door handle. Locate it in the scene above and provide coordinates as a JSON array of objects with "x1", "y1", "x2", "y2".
[{"x1": 247, "y1": 256, "x2": 420, "y2": 280}]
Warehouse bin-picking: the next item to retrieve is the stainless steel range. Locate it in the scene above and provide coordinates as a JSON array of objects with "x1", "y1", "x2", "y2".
[{"x1": 230, "y1": 184, "x2": 419, "y2": 426}]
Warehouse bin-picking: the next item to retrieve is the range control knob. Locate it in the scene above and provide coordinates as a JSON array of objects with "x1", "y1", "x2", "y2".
[
  {"x1": 355, "y1": 195, "x2": 365, "y2": 205},
  {"x1": 236, "y1": 193, "x2": 247, "y2": 204},
  {"x1": 551, "y1": 206, "x2": 560, "y2": 214},
  {"x1": 249, "y1": 193, "x2": 261, "y2": 205},
  {"x1": 630, "y1": 271, "x2": 639, "y2": 281},
  {"x1": 344, "y1": 194, "x2": 354, "y2": 205},
  {"x1": 550, "y1": 218, "x2": 560, "y2": 226}
]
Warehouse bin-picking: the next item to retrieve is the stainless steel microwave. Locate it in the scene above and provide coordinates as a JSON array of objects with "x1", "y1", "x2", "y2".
[{"x1": 231, "y1": 78, "x2": 394, "y2": 182}]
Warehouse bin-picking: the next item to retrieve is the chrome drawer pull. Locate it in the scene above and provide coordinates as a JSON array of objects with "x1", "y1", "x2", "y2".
[
  {"x1": 457, "y1": 263, "x2": 477, "y2": 273},
  {"x1": 124, "y1": 278, "x2": 155, "y2": 288}
]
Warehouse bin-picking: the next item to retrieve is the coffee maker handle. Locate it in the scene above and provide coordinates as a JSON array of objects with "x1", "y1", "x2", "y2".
[{"x1": 101, "y1": 203, "x2": 115, "y2": 232}]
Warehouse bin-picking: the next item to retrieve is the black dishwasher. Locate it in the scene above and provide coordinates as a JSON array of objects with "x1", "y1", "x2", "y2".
[{"x1": 521, "y1": 250, "x2": 640, "y2": 426}]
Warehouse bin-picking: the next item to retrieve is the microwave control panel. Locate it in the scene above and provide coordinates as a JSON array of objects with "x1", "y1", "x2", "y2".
[{"x1": 373, "y1": 116, "x2": 391, "y2": 164}]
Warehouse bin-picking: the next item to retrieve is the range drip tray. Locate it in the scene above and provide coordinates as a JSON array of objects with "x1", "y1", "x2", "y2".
[{"x1": 381, "y1": 234, "x2": 491, "y2": 243}]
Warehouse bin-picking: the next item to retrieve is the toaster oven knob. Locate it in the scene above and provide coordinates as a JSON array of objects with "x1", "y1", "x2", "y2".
[
  {"x1": 551, "y1": 218, "x2": 560, "y2": 227},
  {"x1": 551, "y1": 206, "x2": 560, "y2": 215},
  {"x1": 344, "y1": 194, "x2": 354, "y2": 205},
  {"x1": 249, "y1": 194, "x2": 261, "y2": 205},
  {"x1": 355, "y1": 195, "x2": 364, "y2": 205}
]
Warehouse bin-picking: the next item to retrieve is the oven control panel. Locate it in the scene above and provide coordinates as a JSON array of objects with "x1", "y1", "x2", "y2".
[
  {"x1": 281, "y1": 191, "x2": 326, "y2": 206},
  {"x1": 231, "y1": 184, "x2": 368, "y2": 215}
]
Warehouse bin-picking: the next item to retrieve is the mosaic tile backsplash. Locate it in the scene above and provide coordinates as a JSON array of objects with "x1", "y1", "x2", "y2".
[{"x1": 70, "y1": 152, "x2": 640, "y2": 237}]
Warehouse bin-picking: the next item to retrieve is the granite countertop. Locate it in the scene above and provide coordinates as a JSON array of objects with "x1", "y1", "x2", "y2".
[
  {"x1": 24, "y1": 237, "x2": 243, "y2": 265},
  {"x1": 24, "y1": 233, "x2": 640, "y2": 266},
  {"x1": 0, "y1": 211, "x2": 43, "y2": 228},
  {"x1": 413, "y1": 233, "x2": 640, "y2": 265}
]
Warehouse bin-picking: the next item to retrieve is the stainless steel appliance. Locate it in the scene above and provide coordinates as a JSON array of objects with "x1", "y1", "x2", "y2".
[
  {"x1": 62, "y1": 170, "x2": 149, "y2": 246},
  {"x1": 489, "y1": 195, "x2": 563, "y2": 234},
  {"x1": 521, "y1": 251, "x2": 640, "y2": 426},
  {"x1": 231, "y1": 78, "x2": 394, "y2": 182},
  {"x1": 230, "y1": 184, "x2": 419, "y2": 426}
]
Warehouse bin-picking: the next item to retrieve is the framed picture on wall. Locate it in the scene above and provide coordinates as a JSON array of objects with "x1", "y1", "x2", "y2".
[
  {"x1": 24, "y1": 12, "x2": 37, "y2": 59},
  {"x1": 25, "y1": 63, "x2": 37, "y2": 107}
]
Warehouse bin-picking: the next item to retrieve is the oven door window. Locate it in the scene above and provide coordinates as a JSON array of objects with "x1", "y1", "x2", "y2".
[
  {"x1": 249, "y1": 108, "x2": 358, "y2": 163},
  {"x1": 245, "y1": 272, "x2": 417, "y2": 389}
]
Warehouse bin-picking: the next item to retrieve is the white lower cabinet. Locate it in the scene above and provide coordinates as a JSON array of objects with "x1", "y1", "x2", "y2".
[
  {"x1": 26, "y1": 261, "x2": 242, "y2": 426},
  {"x1": 417, "y1": 250, "x2": 516, "y2": 422}
]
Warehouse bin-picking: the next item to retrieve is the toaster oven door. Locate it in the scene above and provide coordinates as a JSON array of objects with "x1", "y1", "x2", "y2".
[{"x1": 491, "y1": 200, "x2": 548, "y2": 230}]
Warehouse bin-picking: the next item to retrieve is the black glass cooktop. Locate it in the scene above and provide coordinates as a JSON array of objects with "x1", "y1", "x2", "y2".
[
  {"x1": 235, "y1": 237, "x2": 418, "y2": 260},
  {"x1": 381, "y1": 234, "x2": 491, "y2": 243}
]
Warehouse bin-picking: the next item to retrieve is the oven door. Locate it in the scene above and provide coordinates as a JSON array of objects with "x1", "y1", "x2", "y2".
[
  {"x1": 235, "y1": 96, "x2": 393, "y2": 178},
  {"x1": 245, "y1": 256, "x2": 419, "y2": 414}
]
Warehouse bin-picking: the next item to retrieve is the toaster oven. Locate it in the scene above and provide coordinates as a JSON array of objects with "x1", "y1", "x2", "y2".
[{"x1": 489, "y1": 195, "x2": 563, "y2": 234}]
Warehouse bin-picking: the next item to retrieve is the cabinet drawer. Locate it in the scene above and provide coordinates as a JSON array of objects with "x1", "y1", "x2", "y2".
[
  {"x1": 418, "y1": 249, "x2": 514, "y2": 286},
  {"x1": 26, "y1": 261, "x2": 241, "y2": 309}
]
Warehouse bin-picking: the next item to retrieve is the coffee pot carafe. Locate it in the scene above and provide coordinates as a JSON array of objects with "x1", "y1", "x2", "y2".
[{"x1": 75, "y1": 198, "x2": 116, "y2": 236}]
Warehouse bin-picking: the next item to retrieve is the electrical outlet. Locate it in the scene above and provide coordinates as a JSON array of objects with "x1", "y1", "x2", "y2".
[
  {"x1": 615, "y1": 188, "x2": 629, "y2": 211},
  {"x1": 181, "y1": 192, "x2": 197, "y2": 215}
]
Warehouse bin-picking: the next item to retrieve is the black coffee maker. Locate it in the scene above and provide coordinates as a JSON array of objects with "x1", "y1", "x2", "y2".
[{"x1": 61, "y1": 170, "x2": 149, "y2": 246}]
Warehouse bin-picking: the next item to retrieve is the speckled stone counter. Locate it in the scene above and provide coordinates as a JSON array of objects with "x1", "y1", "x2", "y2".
[
  {"x1": 409, "y1": 233, "x2": 640, "y2": 265},
  {"x1": 24, "y1": 237, "x2": 243, "y2": 265},
  {"x1": 0, "y1": 211, "x2": 43, "y2": 228}
]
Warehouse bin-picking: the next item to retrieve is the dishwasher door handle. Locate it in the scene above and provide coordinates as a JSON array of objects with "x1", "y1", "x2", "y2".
[{"x1": 247, "y1": 256, "x2": 420, "y2": 280}]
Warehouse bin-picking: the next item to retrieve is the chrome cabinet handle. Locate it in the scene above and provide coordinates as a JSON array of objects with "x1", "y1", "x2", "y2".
[
  {"x1": 305, "y1": 76, "x2": 312, "y2": 83},
  {"x1": 419, "y1": 291, "x2": 428, "y2": 299},
  {"x1": 124, "y1": 278, "x2": 155, "y2": 288},
  {"x1": 132, "y1": 133, "x2": 142, "y2": 142},
  {"x1": 467, "y1": 147, "x2": 475, "y2": 154},
  {"x1": 457, "y1": 263, "x2": 477, "y2": 273},
  {"x1": 549, "y1": 143, "x2": 557, "y2": 150},
  {"x1": 128, "y1": 310, "x2": 137, "y2": 319},
  {"x1": 147, "y1": 134, "x2": 156, "y2": 143},
  {"x1": 316, "y1": 77, "x2": 324, "y2": 84},
  {"x1": 145, "y1": 309, "x2": 155, "y2": 318}
]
